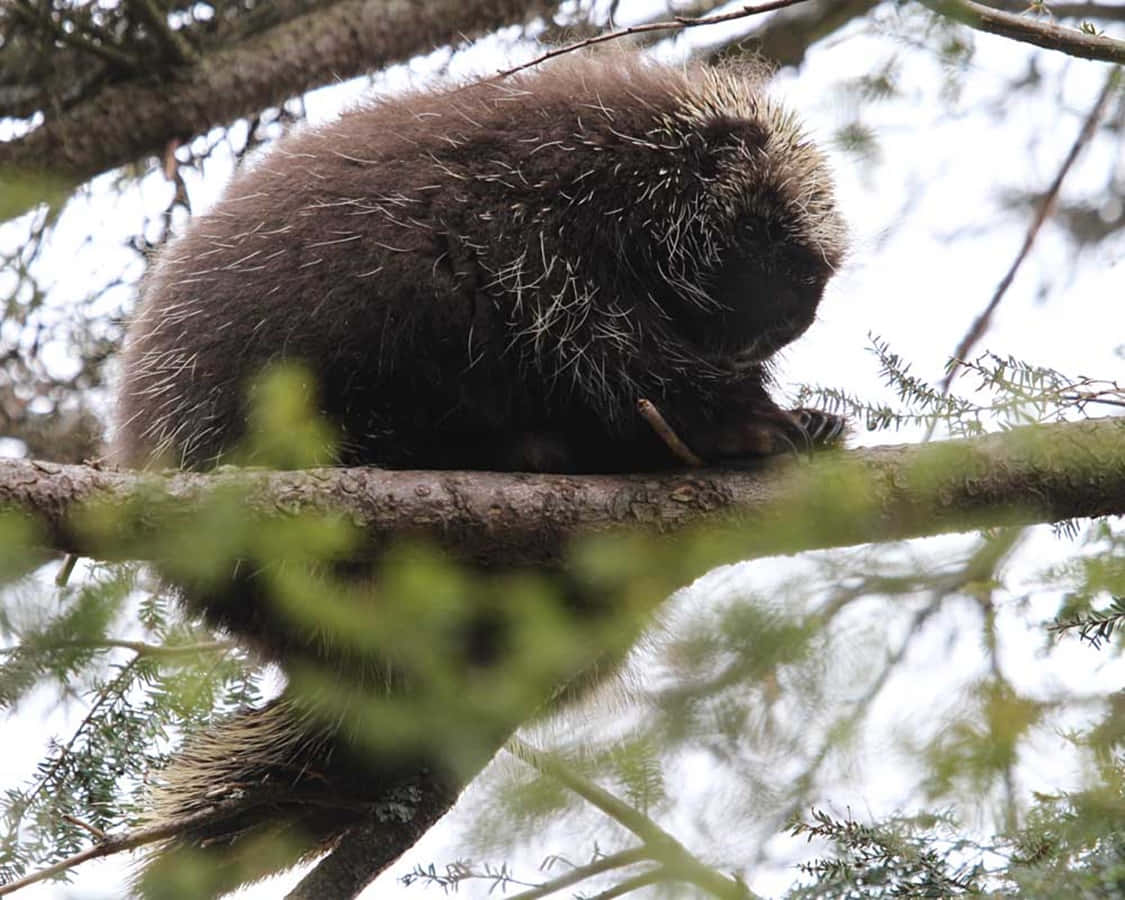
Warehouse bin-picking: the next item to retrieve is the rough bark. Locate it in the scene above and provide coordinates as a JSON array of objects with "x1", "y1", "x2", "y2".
[
  {"x1": 3, "y1": 417, "x2": 1123, "y2": 569},
  {"x1": 0, "y1": 0, "x2": 558, "y2": 193}
]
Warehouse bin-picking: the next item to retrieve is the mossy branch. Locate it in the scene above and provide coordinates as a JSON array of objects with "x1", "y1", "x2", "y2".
[{"x1": 1, "y1": 418, "x2": 1123, "y2": 571}]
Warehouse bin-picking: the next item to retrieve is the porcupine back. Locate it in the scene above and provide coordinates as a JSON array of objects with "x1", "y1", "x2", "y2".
[
  {"x1": 116, "y1": 54, "x2": 847, "y2": 894},
  {"x1": 115, "y1": 55, "x2": 845, "y2": 474}
]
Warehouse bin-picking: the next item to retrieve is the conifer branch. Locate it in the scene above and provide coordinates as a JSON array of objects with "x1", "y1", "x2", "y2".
[{"x1": 0, "y1": 799, "x2": 264, "y2": 896}]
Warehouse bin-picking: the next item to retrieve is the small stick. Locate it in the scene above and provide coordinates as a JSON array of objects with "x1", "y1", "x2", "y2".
[
  {"x1": 637, "y1": 399, "x2": 704, "y2": 467},
  {"x1": 61, "y1": 814, "x2": 107, "y2": 841},
  {"x1": 55, "y1": 553, "x2": 78, "y2": 587}
]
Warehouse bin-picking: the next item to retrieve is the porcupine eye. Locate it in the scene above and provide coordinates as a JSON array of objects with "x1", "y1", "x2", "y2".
[{"x1": 703, "y1": 214, "x2": 832, "y2": 361}]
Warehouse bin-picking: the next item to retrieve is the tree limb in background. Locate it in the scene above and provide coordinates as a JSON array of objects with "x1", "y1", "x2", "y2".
[
  {"x1": 0, "y1": 0, "x2": 345, "y2": 121},
  {"x1": 709, "y1": 0, "x2": 881, "y2": 69},
  {"x1": 124, "y1": 0, "x2": 199, "y2": 66},
  {"x1": 0, "y1": 0, "x2": 562, "y2": 219},
  {"x1": 988, "y1": 1, "x2": 1125, "y2": 26},
  {"x1": 916, "y1": 0, "x2": 1125, "y2": 63},
  {"x1": 940, "y1": 67, "x2": 1120, "y2": 393},
  {"x1": 6, "y1": 1, "x2": 142, "y2": 72}
]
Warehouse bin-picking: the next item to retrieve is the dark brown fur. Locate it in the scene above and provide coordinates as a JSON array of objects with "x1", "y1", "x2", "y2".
[
  {"x1": 117, "y1": 56, "x2": 845, "y2": 475},
  {"x1": 117, "y1": 54, "x2": 847, "y2": 893}
]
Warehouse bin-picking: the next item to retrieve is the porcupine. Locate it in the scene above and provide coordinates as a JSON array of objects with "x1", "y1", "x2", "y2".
[{"x1": 115, "y1": 54, "x2": 847, "y2": 892}]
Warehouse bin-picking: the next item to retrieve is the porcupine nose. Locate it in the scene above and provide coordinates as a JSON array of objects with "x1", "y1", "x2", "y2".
[{"x1": 708, "y1": 244, "x2": 828, "y2": 360}]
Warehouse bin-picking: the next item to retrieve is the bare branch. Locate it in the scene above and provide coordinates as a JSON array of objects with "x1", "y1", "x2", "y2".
[
  {"x1": 492, "y1": 0, "x2": 809, "y2": 80},
  {"x1": 916, "y1": 0, "x2": 1125, "y2": 64},
  {"x1": 988, "y1": 1, "x2": 1125, "y2": 24},
  {"x1": 941, "y1": 68, "x2": 1120, "y2": 391},
  {"x1": 59, "y1": 815, "x2": 106, "y2": 841},
  {"x1": 637, "y1": 399, "x2": 705, "y2": 468}
]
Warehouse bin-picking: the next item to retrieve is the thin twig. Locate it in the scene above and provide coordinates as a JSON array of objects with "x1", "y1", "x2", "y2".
[
  {"x1": 1061, "y1": 392, "x2": 1125, "y2": 410},
  {"x1": 0, "y1": 638, "x2": 233, "y2": 658},
  {"x1": 940, "y1": 67, "x2": 1120, "y2": 394},
  {"x1": 988, "y1": 0, "x2": 1125, "y2": 22},
  {"x1": 60, "y1": 814, "x2": 106, "y2": 841},
  {"x1": 509, "y1": 847, "x2": 653, "y2": 900},
  {"x1": 589, "y1": 868, "x2": 668, "y2": 898},
  {"x1": 493, "y1": 0, "x2": 809, "y2": 80},
  {"x1": 18, "y1": 659, "x2": 139, "y2": 816},
  {"x1": 637, "y1": 399, "x2": 705, "y2": 467},
  {"x1": 916, "y1": 0, "x2": 1125, "y2": 64},
  {"x1": 54, "y1": 553, "x2": 78, "y2": 587}
]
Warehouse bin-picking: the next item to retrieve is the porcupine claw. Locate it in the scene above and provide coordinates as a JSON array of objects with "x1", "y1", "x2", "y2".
[
  {"x1": 788, "y1": 407, "x2": 848, "y2": 447},
  {"x1": 694, "y1": 406, "x2": 846, "y2": 466}
]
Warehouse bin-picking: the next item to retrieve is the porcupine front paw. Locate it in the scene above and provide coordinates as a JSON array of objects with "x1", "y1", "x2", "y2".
[{"x1": 694, "y1": 406, "x2": 847, "y2": 462}]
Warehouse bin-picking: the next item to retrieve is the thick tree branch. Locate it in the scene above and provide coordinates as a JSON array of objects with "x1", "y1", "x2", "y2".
[
  {"x1": 0, "y1": 0, "x2": 559, "y2": 211},
  {"x1": 1, "y1": 418, "x2": 1122, "y2": 569}
]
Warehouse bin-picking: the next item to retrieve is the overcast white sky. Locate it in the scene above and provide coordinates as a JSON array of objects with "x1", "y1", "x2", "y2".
[{"x1": 3, "y1": 1, "x2": 1124, "y2": 897}]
